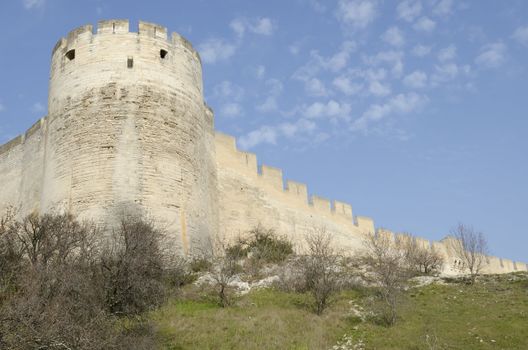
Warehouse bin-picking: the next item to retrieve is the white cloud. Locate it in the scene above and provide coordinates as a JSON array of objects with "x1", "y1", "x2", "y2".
[
  {"x1": 239, "y1": 118, "x2": 317, "y2": 149},
  {"x1": 352, "y1": 92, "x2": 427, "y2": 131},
  {"x1": 411, "y1": 44, "x2": 432, "y2": 57},
  {"x1": 0, "y1": 103, "x2": 4, "y2": 112},
  {"x1": 305, "y1": 78, "x2": 329, "y2": 96},
  {"x1": 256, "y1": 97, "x2": 278, "y2": 113},
  {"x1": 230, "y1": 19, "x2": 246, "y2": 37},
  {"x1": 279, "y1": 119, "x2": 317, "y2": 138},
  {"x1": 230, "y1": 17, "x2": 275, "y2": 38},
  {"x1": 431, "y1": 63, "x2": 469, "y2": 85},
  {"x1": 512, "y1": 26, "x2": 528, "y2": 46},
  {"x1": 265, "y1": 78, "x2": 284, "y2": 96},
  {"x1": 252, "y1": 18, "x2": 274, "y2": 35},
  {"x1": 364, "y1": 50, "x2": 404, "y2": 77},
  {"x1": 475, "y1": 42, "x2": 506, "y2": 68},
  {"x1": 31, "y1": 102, "x2": 45, "y2": 113},
  {"x1": 432, "y1": 0, "x2": 453, "y2": 17},
  {"x1": 431, "y1": 63, "x2": 458, "y2": 84},
  {"x1": 213, "y1": 81, "x2": 244, "y2": 101},
  {"x1": 239, "y1": 126, "x2": 278, "y2": 149},
  {"x1": 23, "y1": 0, "x2": 44, "y2": 9},
  {"x1": 337, "y1": 0, "x2": 378, "y2": 29},
  {"x1": 382, "y1": 27, "x2": 405, "y2": 47},
  {"x1": 397, "y1": 0, "x2": 422, "y2": 22},
  {"x1": 403, "y1": 70, "x2": 427, "y2": 88},
  {"x1": 303, "y1": 100, "x2": 351, "y2": 119},
  {"x1": 369, "y1": 80, "x2": 391, "y2": 96},
  {"x1": 333, "y1": 76, "x2": 363, "y2": 95},
  {"x1": 256, "y1": 65, "x2": 266, "y2": 79},
  {"x1": 437, "y1": 45, "x2": 456, "y2": 62},
  {"x1": 413, "y1": 16, "x2": 436, "y2": 32},
  {"x1": 289, "y1": 44, "x2": 301, "y2": 55},
  {"x1": 198, "y1": 38, "x2": 236, "y2": 64},
  {"x1": 220, "y1": 103, "x2": 243, "y2": 118}
]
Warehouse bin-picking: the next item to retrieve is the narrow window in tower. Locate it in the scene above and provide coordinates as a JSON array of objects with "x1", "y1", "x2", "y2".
[
  {"x1": 160, "y1": 49, "x2": 168, "y2": 59},
  {"x1": 65, "y1": 49, "x2": 75, "y2": 61},
  {"x1": 127, "y1": 57, "x2": 134, "y2": 68}
]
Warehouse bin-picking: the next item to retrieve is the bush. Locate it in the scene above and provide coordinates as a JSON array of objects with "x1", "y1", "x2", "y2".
[
  {"x1": 100, "y1": 217, "x2": 167, "y2": 315},
  {"x1": 0, "y1": 211, "x2": 170, "y2": 349},
  {"x1": 299, "y1": 228, "x2": 343, "y2": 315}
]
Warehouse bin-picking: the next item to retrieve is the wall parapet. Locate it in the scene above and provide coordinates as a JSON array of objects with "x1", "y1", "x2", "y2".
[
  {"x1": 0, "y1": 117, "x2": 48, "y2": 157},
  {"x1": 215, "y1": 131, "x2": 376, "y2": 234},
  {"x1": 51, "y1": 20, "x2": 201, "y2": 64}
]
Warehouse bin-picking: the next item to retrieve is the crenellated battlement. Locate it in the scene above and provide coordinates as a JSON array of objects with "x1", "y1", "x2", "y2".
[
  {"x1": 1, "y1": 20, "x2": 524, "y2": 277},
  {"x1": 215, "y1": 131, "x2": 375, "y2": 234},
  {"x1": 51, "y1": 20, "x2": 201, "y2": 64}
]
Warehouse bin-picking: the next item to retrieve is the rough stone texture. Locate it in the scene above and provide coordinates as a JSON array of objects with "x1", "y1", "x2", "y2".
[
  {"x1": 1, "y1": 20, "x2": 217, "y2": 253},
  {"x1": 0, "y1": 20, "x2": 523, "y2": 273}
]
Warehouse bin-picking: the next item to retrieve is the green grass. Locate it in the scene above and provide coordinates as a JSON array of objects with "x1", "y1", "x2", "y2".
[{"x1": 147, "y1": 273, "x2": 528, "y2": 349}]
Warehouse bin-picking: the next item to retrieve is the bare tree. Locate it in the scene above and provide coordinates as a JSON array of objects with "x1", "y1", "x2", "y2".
[
  {"x1": 206, "y1": 236, "x2": 243, "y2": 307},
  {"x1": 360, "y1": 232, "x2": 411, "y2": 326},
  {"x1": 449, "y1": 223, "x2": 489, "y2": 283},
  {"x1": 300, "y1": 228, "x2": 342, "y2": 315},
  {"x1": 397, "y1": 234, "x2": 444, "y2": 275}
]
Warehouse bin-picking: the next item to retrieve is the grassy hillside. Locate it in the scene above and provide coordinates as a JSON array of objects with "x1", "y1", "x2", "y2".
[{"x1": 148, "y1": 273, "x2": 528, "y2": 350}]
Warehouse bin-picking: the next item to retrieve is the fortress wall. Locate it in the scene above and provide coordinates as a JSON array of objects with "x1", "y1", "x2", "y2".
[
  {"x1": 0, "y1": 118, "x2": 47, "y2": 216},
  {"x1": 2, "y1": 20, "x2": 217, "y2": 252},
  {"x1": 0, "y1": 137, "x2": 24, "y2": 213},
  {"x1": 215, "y1": 132, "x2": 370, "y2": 253}
]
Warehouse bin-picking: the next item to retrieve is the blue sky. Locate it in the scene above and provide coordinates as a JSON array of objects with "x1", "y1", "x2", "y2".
[{"x1": 0, "y1": 0, "x2": 527, "y2": 262}]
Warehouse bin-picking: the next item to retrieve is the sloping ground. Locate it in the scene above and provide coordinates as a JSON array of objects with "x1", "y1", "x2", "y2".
[{"x1": 149, "y1": 272, "x2": 528, "y2": 349}]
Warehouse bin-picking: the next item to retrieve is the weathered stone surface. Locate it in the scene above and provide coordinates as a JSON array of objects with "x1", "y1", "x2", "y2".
[{"x1": 0, "y1": 20, "x2": 523, "y2": 273}]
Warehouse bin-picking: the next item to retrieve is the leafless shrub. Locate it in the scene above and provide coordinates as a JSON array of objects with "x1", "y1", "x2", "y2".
[
  {"x1": 449, "y1": 223, "x2": 489, "y2": 283},
  {"x1": 0, "y1": 212, "x2": 116, "y2": 350},
  {"x1": 99, "y1": 216, "x2": 166, "y2": 315},
  {"x1": 360, "y1": 233, "x2": 411, "y2": 326},
  {"x1": 206, "y1": 235, "x2": 244, "y2": 307},
  {"x1": 299, "y1": 228, "x2": 342, "y2": 315},
  {"x1": 0, "y1": 212, "x2": 166, "y2": 349},
  {"x1": 397, "y1": 234, "x2": 444, "y2": 276}
]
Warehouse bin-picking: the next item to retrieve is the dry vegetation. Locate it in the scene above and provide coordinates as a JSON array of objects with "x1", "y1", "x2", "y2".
[{"x1": 2, "y1": 209, "x2": 519, "y2": 350}]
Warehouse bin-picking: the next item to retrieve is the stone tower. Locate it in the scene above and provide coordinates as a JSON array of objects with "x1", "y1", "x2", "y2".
[{"x1": 44, "y1": 20, "x2": 217, "y2": 251}]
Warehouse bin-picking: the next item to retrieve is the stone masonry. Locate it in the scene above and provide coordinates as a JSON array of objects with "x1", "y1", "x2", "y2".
[{"x1": 0, "y1": 20, "x2": 525, "y2": 274}]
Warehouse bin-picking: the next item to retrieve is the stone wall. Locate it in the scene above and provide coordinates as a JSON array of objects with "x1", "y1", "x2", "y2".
[
  {"x1": 0, "y1": 20, "x2": 525, "y2": 273},
  {"x1": 214, "y1": 132, "x2": 526, "y2": 273},
  {"x1": 0, "y1": 20, "x2": 218, "y2": 253}
]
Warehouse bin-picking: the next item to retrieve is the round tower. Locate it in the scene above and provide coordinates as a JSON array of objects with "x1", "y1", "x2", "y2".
[{"x1": 43, "y1": 20, "x2": 217, "y2": 252}]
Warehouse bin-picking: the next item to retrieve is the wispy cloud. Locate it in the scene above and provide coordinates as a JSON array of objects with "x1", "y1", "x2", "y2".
[
  {"x1": 30, "y1": 102, "x2": 45, "y2": 113},
  {"x1": 351, "y1": 92, "x2": 428, "y2": 132},
  {"x1": 239, "y1": 118, "x2": 317, "y2": 149},
  {"x1": 303, "y1": 100, "x2": 351, "y2": 120},
  {"x1": 403, "y1": 71, "x2": 428, "y2": 88},
  {"x1": 337, "y1": 0, "x2": 378, "y2": 30},
  {"x1": 220, "y1": 103, "x2": 243, "y2": 118},
  {"x1": 475, "y1": 42, "x2": 506, "y2": 68},
  {"x1": 512, "y1": 26, "x2": 528, "y2": 46},
  {"x1": 0, "y1": 102, "x2": 5, "y2": 112},
  {"x1": 23, "y1": 0, "x2": 45, "y2": 9},
  {"x1": 213, "y1": 80, "x2": 244, "y2": 101},
  {"x1": 333, "y1": 75, "x2": 363, "y2": 95},
  {"x1": 381, "y1": 27, "x2": 405, "y2": 47},
  {"x1": 412, "y1": 44, "x2": 432, "y2": 57},
  {"x1": 437, "y1": 45, "x2": 456, "y2": 62},
  {"x1": 432, "y1": 0, "x2": 454, "y2": 17},
  {"x1": 198, "y1": 38, "x2": 237, "y2": 64},
  {"x1": 230, "y1": 17, "x2": 275, "y2": 38},
  {"x1": 396, "y1": 0, "x2": 422, "y2": 22},
  {"x1": 413, "y1": 16, "x2": 436, "y2": 33}
]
